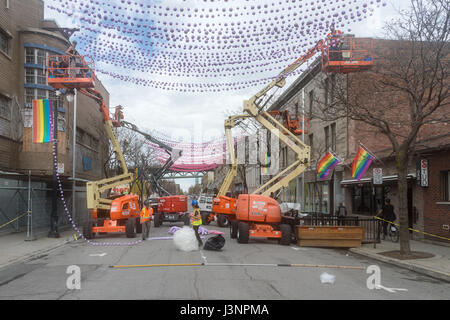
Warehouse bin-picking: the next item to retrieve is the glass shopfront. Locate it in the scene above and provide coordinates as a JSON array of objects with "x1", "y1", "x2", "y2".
[
  {"x1": 351, "y1": 184, "x2": 391, "y2": 215},
  {"x1": 304, "y1": 181, "x2": 330, "y2": 214}
]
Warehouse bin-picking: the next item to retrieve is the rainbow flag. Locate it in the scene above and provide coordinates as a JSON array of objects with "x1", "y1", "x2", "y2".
[
  {"x1": 351, "y1": 146, "x2": 375, "y2": 180},
  {"x1": 33, "y1": 99, "x2": 53, "y2": 143},
  {"x1": 317, "y1": 152, "x2": 340, "y2": 179}
]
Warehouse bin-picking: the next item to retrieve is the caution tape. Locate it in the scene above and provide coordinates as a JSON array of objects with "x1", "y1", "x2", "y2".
[
  {"x1": 374, "y1": 216, "x2": 450, "y2": 242},
  {"x1": 0, "y1": 211, "x2": 30, "y2": 230}
]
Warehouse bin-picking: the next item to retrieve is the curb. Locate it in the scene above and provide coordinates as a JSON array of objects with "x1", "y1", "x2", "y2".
[{"x1": 349, "y1": 248, "x2": 450, "y2": 283}]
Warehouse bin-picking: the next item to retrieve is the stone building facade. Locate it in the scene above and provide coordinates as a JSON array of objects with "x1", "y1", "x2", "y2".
[{"x1": 0, "y1": 0, "x2": 111, "y2": 235}]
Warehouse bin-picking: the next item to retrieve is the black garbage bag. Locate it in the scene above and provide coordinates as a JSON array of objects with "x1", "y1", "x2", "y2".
[{"x1": 203, "y1": 235, "x2": 225, "y2": 251}]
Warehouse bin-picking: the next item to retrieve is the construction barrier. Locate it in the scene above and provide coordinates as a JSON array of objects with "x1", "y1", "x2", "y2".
[{"x1": 296, "y1": 226, "x2": 365, "y2": 248}]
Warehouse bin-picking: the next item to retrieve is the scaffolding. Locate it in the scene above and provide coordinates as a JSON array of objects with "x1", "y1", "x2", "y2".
[{"x1": 0, "y1": 170, "x2": 88, "y2": 240}]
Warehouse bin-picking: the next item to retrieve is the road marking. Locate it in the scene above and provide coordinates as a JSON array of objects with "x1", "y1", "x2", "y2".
[
  {"x1": 291, "y1": 246, "x2": 307, "y2": 251},
  {"x1": 200, "y1": 250, "x2": 208, "y2": 264},
  {"x1": 89, "y1": 253, "x2": 107, "y2": 257},
  {"x1": 375, "y1": 284, "x2": 408, "y2": 293}
]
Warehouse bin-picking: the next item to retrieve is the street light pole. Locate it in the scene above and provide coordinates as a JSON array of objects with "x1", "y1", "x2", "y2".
[
  {"x1": 72, "y1": 89, "x2": 77, "y2": 224},
  {"x1": 48, "y1": 100, "x2": 60, "y2": 238}
]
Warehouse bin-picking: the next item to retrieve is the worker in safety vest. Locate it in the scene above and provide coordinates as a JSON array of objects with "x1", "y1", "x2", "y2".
[
  {"x1": 140, "y1": 201, "x2": 153, "y2": 240},
  {"x1": 190, "y1": 200, "x2": 203, "y2": 248}
]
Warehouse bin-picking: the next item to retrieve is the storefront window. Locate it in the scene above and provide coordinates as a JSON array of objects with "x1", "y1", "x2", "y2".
[
  {"x1": 352, "y1": 185, "x2": 373, "y2": 215},
  {"x1": 304, "y1": 182, "x2": 330, "y2": 214}
]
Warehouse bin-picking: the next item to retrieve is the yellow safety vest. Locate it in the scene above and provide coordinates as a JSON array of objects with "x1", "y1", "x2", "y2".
[
  {"x1": 191, "y1": 208, "x2": 202, "y2": 226},
  {"x1": 140, "y1": 207, "x2": 152, "y2": 223}
]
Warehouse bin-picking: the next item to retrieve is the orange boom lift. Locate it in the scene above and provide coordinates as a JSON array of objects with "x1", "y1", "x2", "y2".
[
  {"x1": 216, "y1": 28, "x2": 373, "y2": 244},
  {"x1": 47, "y1": 55, "x2": 142, "y2": 238}
]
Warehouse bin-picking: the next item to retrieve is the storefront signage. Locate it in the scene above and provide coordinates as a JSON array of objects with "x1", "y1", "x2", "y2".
[
  {"x1": 420, "y1": 159, "x2": 428, "y2": 187},
  {"x1": 417, "y1": 159, "x2": 429, "y2": 187}
]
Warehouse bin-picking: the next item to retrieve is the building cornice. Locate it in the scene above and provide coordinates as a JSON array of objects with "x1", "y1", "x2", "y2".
[{"x1": 19, "y1": 27, "x2": 70, "y2": 45}]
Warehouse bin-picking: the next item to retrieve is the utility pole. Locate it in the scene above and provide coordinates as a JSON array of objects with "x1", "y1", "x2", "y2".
[
  {"x1": 72, "y1": 89, "x2": 77, "y2": 224},
  {"x1": 48, "y1": 101, "x2": 60, "y2": 238}
]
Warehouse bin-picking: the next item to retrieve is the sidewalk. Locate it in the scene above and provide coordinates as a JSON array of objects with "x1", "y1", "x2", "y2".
[
  {"x1": 350, "y1": 239, "x2": 450, "y2": 282},
  {"x1": 0, "y1": 229, "x2": 78, "y2": 270}
]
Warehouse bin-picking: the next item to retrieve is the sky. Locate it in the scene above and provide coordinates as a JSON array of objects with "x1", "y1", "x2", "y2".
[{"x1": 43, "y1": 0, "x2": 412, "y2": 192}]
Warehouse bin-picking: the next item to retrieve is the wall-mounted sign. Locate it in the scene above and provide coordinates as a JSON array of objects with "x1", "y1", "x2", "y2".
[
  {"x1": 57, "y1": 163, "x2": 64, "y2": 174},
  {"x1": 373, "y1": 168, "x2": 383, "y2": 185}
]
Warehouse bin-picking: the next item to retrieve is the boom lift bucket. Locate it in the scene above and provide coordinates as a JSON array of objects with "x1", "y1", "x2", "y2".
[
  {"x1": 322, "y1": 37, "x2": 374, "y2": 74},
  {"x1": 47, "y1": 55, "x2": 95, "y2": 89}
]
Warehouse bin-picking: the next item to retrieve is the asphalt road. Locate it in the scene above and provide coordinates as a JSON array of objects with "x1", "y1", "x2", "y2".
[{"x1": 0, "y1": 219, "x2": 448, "y2": 301}]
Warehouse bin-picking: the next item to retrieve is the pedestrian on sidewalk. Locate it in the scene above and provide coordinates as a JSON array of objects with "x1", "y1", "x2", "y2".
[
  {"x1": 190, "y1": 199, "x2": 203, "y2": 248},
  {"x1": 335, "y1": 202, "x2": 347, "y2": 226},
  {"x1": 140, "y1": 201, "x2": 153, "y2": 240},
  {"x1": 376, "y1": 199, "x2": 396, "y2": 239}
]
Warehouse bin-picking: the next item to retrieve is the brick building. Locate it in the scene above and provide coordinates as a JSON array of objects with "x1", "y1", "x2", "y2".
[
  {"x1": 0, "y1": 0, "x2": 110, "y2": 235},
  {"x1": 267, "y1": 36, "x2": 449, "y2": 242}
]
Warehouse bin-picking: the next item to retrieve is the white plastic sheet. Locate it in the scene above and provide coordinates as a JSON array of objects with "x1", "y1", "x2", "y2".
[
  {"x1": 173, "y1": 226, "x2": 200, "y2": 252},
  {"x1": 320, "y1": 272, "x2": 336, "y2": 284}
]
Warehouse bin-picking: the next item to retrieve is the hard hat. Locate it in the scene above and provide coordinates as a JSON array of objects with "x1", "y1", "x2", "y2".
[{"x1": 192, "y1": 200, "x2": 198, "y2": 206}]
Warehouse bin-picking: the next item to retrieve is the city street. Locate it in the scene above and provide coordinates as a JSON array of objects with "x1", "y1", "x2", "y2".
[{"x1": 0, "y1": 221, "x2": 448, "y2": 301}]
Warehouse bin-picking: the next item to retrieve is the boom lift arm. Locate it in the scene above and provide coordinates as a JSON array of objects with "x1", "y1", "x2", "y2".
[
  {"x1": 112, "y1": 106, "x2": 182, "y2": 196},
  {"x1": 217, "y1": 114, "x2": 251, "y2": 197},
  {"x1": 238, "y1": 30, "x2": 347, "y2": 197},
  {"x1": 77, "y1": 88, "x2": 135, "y2": 211}
]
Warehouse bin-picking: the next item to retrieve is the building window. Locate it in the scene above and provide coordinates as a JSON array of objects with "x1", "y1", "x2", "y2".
[
  {"x1": 76, "y1": 128, "x2": 84, "y2": 144},
  {"x1": 26, "y1": 48, "x2": 35, "y2": 64},
  {"x1": 25, "y1": 68, "x2": 35, "y2": 84},
  {"x1": 304, "y1": 182, "x2": 329, "y2": 214},
  {"x1": 37, "y1": 49, "x2": 46, "y2": 66},
  {"x1": 324, "y1": 78, "x2": 330, "y2": 105},
  {"x1": 324, "y1": 123, "x2": 337, "y2": 152},
  {"x1": 37, "y1": 69, "x2": 46, "y2": 85},
  {"x1": 91, "y1": 138, "x2": 99, "y2": 151},
  {"x1": 309, "y1": 133, "x2": 314, "y2": 157},
  {"x1": 25, "y1": 68, "x2": 47, "y2": 85},
  {"x1": 352, "y1": 185, "x2": 374, "y2": 215},
  {"x1": 441, "y1": 171, "x2": 450, "y2": 201},
  {"x1": 25, "y1": 88, "x2": 35, "y2": 105},
  {"x1": 324, "y1": 76, "x2": 336, "y2": 105},
  {"x1": 37, "y1": 89, "x2": 47, "y2": 100},
  {"x1": 280, "y1": 146, "x2": 288, "y2": 169},
  {"x1": 309, "y1": 90, "x2": 314, "y2": 116},
  {"x1": 0, "y1": 94, "x2": 11, "y2": 120},
  {"x1": 331, "y1": 123, "x2": 336, "y2": 151},
  {"x1": 0, "y1": 29, "x2": 10, "y2": 55},
  {"x1": 24, "y1": 48, "x2": 47, "y2": 66}
]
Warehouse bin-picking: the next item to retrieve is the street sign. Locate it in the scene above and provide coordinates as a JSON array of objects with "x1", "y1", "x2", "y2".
[
  {"x1": 57, "y1": 163, "x2": 64, "y2": 174},
  {"x1": 373, "y1": 168, "x2": 383, "y2": 185}
]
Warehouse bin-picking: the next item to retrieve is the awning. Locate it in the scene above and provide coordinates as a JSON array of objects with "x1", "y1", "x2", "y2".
[{"x1": 341, "y1": 174, "x2": 416, "y2": 185}]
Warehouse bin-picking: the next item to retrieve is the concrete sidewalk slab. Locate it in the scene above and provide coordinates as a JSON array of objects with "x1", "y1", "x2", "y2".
[
  {"x1": 349, "y1": 240, "x2": 450, "y2": 282},
  {"x1": 0, "y1": 230, "x2": 78, "y2": 270}
]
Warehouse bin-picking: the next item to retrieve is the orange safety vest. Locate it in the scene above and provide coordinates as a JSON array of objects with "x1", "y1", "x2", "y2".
[
  {"x1": 140, "y1": 207, "x2": 152, "y2": 223},
  {"x1": 190, "y1": 208, "x2": 202, "y2": 226}
]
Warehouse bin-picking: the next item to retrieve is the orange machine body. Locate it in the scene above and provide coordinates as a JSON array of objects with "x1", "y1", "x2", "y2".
[
  {"x1": 212, "y1": 195, "x2": 237, "y2": 216},
  {"x1": 158, "y1": 195, "x2": 188, "y2": 213},
  {"x1": 90, "y1": 194, "x2": 140, "y2": 233},
  {"x1": 235, "y1": 194, "x2": 283, "y2": 239}
]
